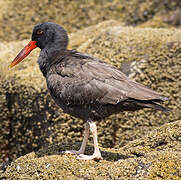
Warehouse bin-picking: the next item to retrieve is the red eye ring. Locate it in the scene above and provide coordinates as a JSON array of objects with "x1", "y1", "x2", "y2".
[{"x1": 37, "y1": 29, "x2": 43, "y2": 35}]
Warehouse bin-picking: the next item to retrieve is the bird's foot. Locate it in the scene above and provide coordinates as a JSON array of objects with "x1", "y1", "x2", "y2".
[
  {"x1": 77, "y1": 153, "x2": 103, "y2": 160},
  {"x1": 63, "y1": 150, "x2": 84, "y2": 155}
]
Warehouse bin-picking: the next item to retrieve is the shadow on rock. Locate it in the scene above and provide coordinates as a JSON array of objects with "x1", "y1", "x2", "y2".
[{"x1": 35, "y1": 142, "x2": 132, "y2": 162}]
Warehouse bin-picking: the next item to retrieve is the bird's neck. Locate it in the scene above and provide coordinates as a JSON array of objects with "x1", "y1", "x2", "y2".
[{"x1": 37, "y1": 46, "x2": 65, "y2": 77}]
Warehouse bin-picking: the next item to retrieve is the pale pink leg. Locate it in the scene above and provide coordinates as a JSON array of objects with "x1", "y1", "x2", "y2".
[
  {"x1": 64, "y1": 123, "x2": 89, "y2": 155},
  {"x1": 77, "y1": 121, "x2": 103, "y2": 160}
]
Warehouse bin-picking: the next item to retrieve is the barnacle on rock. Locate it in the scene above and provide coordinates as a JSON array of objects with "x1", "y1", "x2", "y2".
[{"x1": 1, "y1": 121, "x2": 181, "y2": 179}]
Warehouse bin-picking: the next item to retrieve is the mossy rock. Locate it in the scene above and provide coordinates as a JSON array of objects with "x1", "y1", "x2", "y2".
[
  {"x1": 0, "y1": 0, "x2": 180, "y2": 41},
  {"x1": 1, "y1": 121, "x2": 181, "y2": 179},
  {"x1": 0, "y1": 22, "x2": 180, "y2": 163}
]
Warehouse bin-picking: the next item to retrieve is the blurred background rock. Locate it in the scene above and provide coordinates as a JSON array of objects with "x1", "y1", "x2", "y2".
[
  {"x1": 0, "y1": 0, "x2": 180, "y2": 164},
  {"x1": 0, "y1": 0, "x2": 181, "y2": 41}
]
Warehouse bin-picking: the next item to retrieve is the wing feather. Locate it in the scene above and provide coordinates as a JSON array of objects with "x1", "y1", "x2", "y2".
[{"x1": 50, "y1": 53, "x2": 166, "y2": 106}]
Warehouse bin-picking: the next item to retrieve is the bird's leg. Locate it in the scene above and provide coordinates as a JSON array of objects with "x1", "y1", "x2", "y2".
[
  {"x1": 77, "y1": 121, "x2": 103, "y2": 160},
  {"x1": 64, "y1": 122, "x2": 90, "y2": 155}
]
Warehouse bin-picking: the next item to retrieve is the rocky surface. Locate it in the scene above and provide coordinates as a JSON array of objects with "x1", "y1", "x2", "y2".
[
  {"x1": 0, "y1": 0, "x2": 180, "y2": 41},
  {"x1": 1, "y1": 121, "x2": 181, "y2": 179}
]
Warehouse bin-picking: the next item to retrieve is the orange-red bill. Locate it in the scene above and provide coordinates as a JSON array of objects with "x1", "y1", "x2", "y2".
[{"x1": 10, "y1": 40, "x2": 37, "y2": 68}]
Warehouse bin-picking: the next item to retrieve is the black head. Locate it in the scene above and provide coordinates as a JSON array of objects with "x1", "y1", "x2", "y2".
[
  {"x1": 10, "y1": 22, "x2": 69, "y2": 68},
  {"x1": 32, "y1": 22, "x2": 69, "y2": 50}
]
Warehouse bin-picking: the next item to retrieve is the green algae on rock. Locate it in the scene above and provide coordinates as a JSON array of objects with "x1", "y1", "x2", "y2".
[{"x1": 1, "y1": 121, "x2": 181, "y2": 179}]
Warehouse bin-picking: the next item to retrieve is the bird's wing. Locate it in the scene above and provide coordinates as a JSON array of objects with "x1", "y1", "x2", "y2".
[{"x1": 49, "y1": 53, "x2": 166, "y2": 105}]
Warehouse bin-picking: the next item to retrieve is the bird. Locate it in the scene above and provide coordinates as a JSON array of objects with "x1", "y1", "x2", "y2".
[{"x1": 10, "y1": 22, "x2": 169, "y2": 160}]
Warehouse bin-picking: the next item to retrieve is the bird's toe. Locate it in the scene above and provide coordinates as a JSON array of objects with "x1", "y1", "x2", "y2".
[
  {"x1": 63, "y1": 150, "x2": 84, "y2": 155},
  {"x1": 77, "y1": 154, "x2": 103, "y2": 160}
]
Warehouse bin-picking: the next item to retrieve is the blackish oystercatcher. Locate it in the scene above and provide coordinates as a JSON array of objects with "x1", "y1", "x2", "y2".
[{"x1": 10, "y1": 22, "x2": 169, "y2": 160}]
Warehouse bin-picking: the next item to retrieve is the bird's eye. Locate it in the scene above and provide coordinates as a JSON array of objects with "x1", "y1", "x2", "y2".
[{"x1": 37, "y1": 29, "x2": 43, "y2": 35}]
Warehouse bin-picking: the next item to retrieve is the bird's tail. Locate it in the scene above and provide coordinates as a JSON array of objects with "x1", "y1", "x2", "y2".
[
  {"x1": 144, "y1": 102, "x2": 169, "y2": 112},
  {"x1": 134, "y1": 99, "x2": 170, "y2": 112}
]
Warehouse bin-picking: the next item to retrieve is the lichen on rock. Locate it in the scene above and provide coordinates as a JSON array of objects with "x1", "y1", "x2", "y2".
[{"x1": 1, "y1": 121, "x2": 181, "y2": 179}]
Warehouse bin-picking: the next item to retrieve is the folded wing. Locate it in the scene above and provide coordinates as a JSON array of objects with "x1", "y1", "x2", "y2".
[{"x1": 53, "y1": 53, "x2": 168, "y2": 106}]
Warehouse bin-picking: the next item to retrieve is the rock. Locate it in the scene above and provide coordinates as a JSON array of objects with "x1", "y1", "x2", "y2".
[
  {"x1": 1, "y1": 121, "x2": 181, "y2": 179},
  {"x1": 0, "y1": 0, "x2": 180, "y2": 41},
  {"x1": 164, "y1": 10, "x2": 181, "y2": 26},
  {"x1": 69, "y1": 20, "x2": 122, "y2": 49}
]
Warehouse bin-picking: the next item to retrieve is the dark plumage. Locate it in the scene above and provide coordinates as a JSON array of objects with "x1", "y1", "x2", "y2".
[{"x1": 10, "y1": 22, "x2": 169, "y2": 160}]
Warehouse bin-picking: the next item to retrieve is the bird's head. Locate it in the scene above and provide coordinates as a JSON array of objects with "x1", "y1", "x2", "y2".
[{"x1": 10, "y1": 22, "x2": 69, "y2": 68}]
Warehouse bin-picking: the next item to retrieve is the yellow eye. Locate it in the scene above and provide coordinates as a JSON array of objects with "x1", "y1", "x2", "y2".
[{"x1": 37, "y1": 29, "x2": 43, "y2": 35}]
